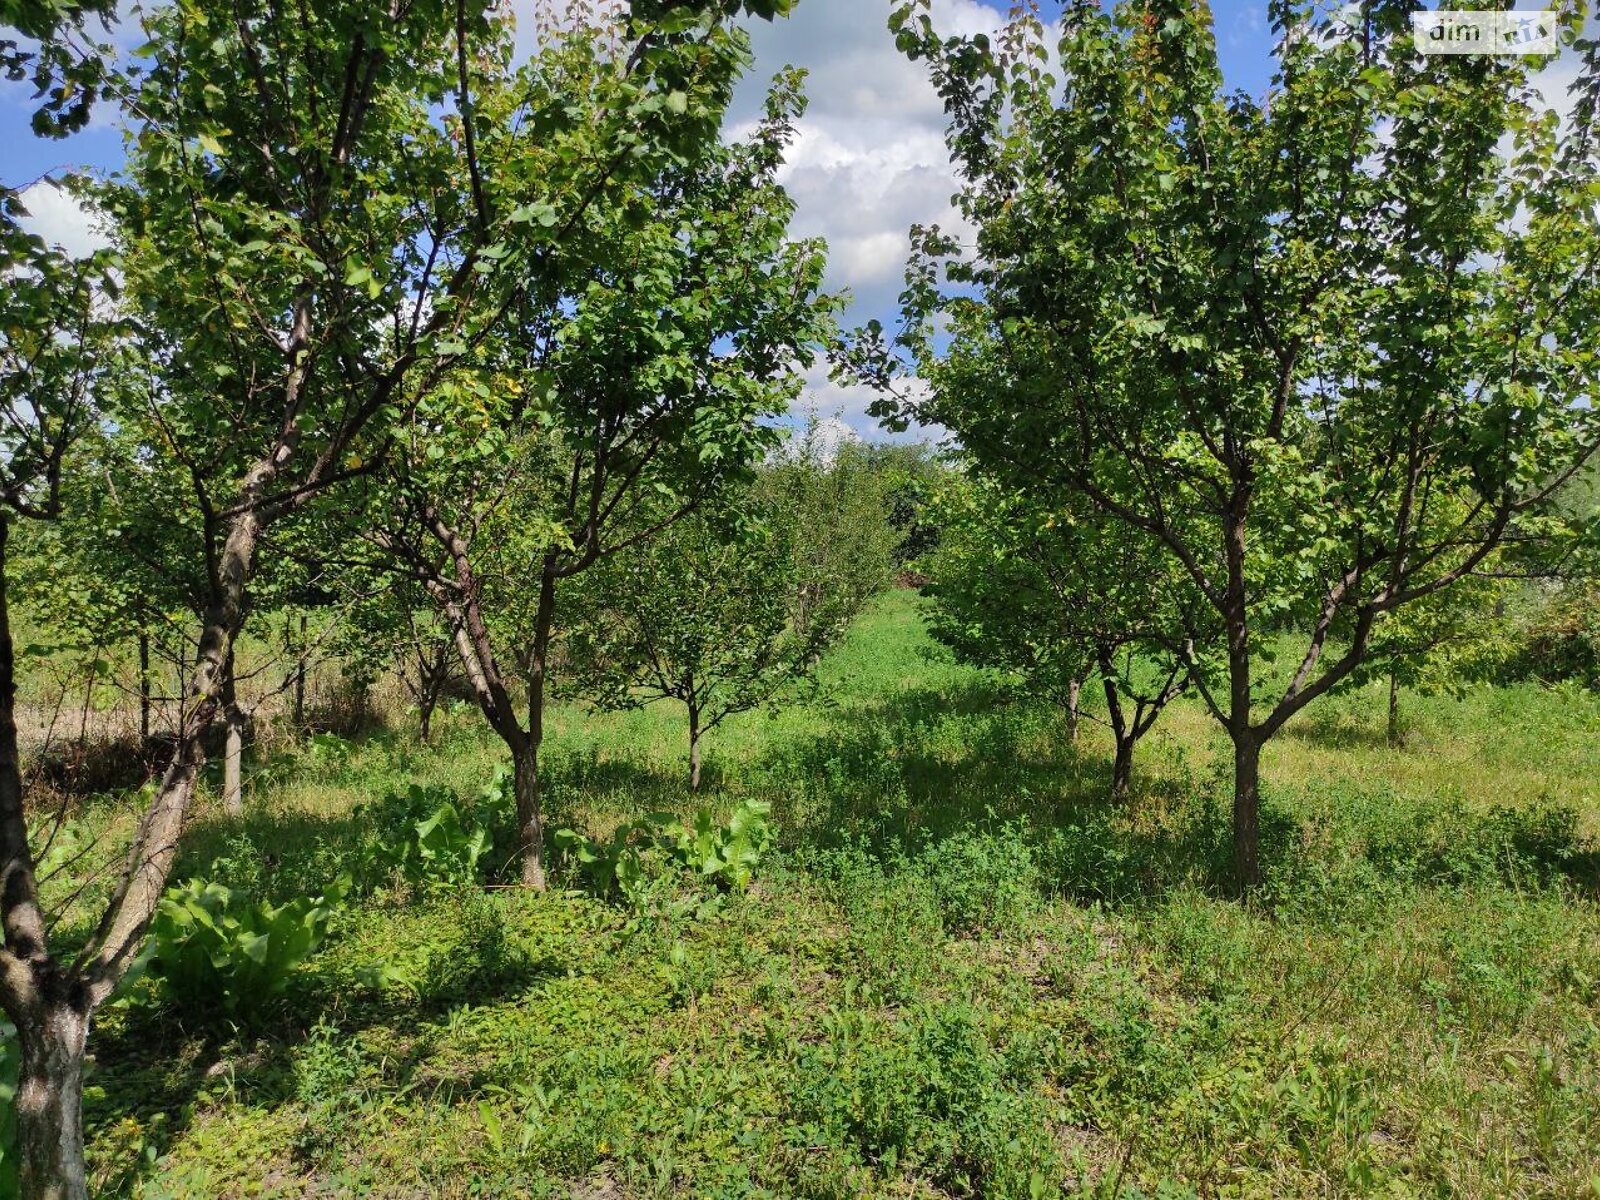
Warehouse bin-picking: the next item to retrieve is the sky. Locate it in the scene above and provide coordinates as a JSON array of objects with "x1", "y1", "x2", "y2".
[{"x1": 0, "y1": 1, "x2": 1579, "y2": 442}]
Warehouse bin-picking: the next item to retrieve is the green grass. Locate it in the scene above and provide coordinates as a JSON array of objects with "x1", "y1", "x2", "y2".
[{"x1": 56, "y1": 590, "x2": 1600, "y2": 1197}]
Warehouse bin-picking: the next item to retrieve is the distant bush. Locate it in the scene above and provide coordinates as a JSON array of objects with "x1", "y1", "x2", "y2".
[
  {"x1": 143, "y1": 877, "x2": 344, "y2": 1026},
  {"x1": 1268, "y1": 786, "x2": 1594, "y2": 919},
  {"x1": 1500, "y1": 582, "x2": 1600, "y2": 689}
]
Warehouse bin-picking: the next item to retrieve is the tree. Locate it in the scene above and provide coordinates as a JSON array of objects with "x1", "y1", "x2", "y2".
[
  {"x1": 921, "y1": 470, "x2": 1193, "y2": 797},
  {"x1": 866, "y1": 0, "x2": 1600, "y2": 889},
  {"x1": 0, "y1": 217, "x2": 115, "y2": 1200},
  {"x1": 0, "y1": 0, "x2": 799, "y2": 1189},
  {"x1": 372, "y1": 57, "x2": 836, "y2": 885},
  {"x1": 570, "y1": 439, "x2": 894, "y2": 791},
  {"x1": 1365, "y1": 570, "x2": 1515, "y2": 746}
]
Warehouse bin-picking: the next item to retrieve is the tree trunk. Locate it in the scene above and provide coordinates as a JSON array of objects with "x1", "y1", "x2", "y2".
[
  {"x1": 687, "y1": 697, "x2": 702, "y2": 793},
  {"x1": 1387, "y1": 669, "x2": 1401, "y2": 747},
  {"x1": 0, "y1": 520, "x2": 92, "y2": 1197},
  {"x1": 222, "y1": 711, "x2": 243, "y2": 817},
  {"x1": 513, "y1": 556, "x2": 558, "y2": 889},
  {"x1": 1099, "y1": 653, "x2": 1131, "y2": 801},
  {"x1": 1232, "y1": 731, "x2": 1262, "y2": 894},
  {"x1": 221, "y1": 648, "x2": 243, "y2": 818},
  {"x1": 14, "y1": 996, "x2": 89, "y2": 1200},
  {"x1": 1111, "y1": 735, "x2": 1133, "y2": 799},
  {"x1": 1065, "y1": 677, "x2": 1081, "y2": 743},
  {"x1": 293, "y1": 613, "x2": 307, "y2": 732},
  {"x1": 137, "y1": 630, "x2": 151, "y2": 745},
  {"x1": 418, "y1": 692, "x2": 435, "y2": 744},
  {"x1": 1221, "y1": 497, "x2": 1262, "y2": 895},
  {"x1": 511, "y1": 737, "x2": 545, "y2": 890}
]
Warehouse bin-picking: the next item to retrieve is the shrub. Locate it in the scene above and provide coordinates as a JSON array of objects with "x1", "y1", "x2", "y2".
[
  {"x1": 1501, "y1": 582, "x2": 1600, "y2": 688},
  {"x1": 410, "y1": 891, "x2": 529, "y2": 1007},
  {"x1": 143, "y1": 877, "x2": 344, "y2": 1026},
  {"x1": 657, "y1": 799, "x2": 773, "y2": 889},
  {"x1": 806, "y1": 841, "x2": 943, "y2": 1002},
  {"x1": 917, "y1": 822, "x2": 1038, "y2": 935},
  {"x1": 554, "y1": 799, "x2": 773, "y2": 902},
  {"x1": 788, "y1": 1002, "x2": 1060, "y2": 1197},
  {"x1": 354, "y1": 782, "x2": 493, "y2": 893}
]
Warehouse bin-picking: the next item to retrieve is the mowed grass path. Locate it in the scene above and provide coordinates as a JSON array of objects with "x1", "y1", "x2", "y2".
[{"x1": 80, "y1": 590, "x2": 1600, "y2": 1198}]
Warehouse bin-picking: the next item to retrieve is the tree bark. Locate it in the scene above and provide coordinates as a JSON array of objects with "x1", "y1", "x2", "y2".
[
  {"x1": 137, "y1": 630, "x2": 151, "y2": 745},
  {"x1": 222, "y1": 712, "x2": 243, "y2": 818},
  {"x1": 1387, "y1": 668, "x2": 1401, "y2": 747},
  {"x1": 434, "y1": 528, "x2": 550, "y2": 890},
  {"x1": 687, "y1": 694, "x2": 702, "y2": 793},
  {"x1": 221, "y1": 650, "x2": 243, "y2": 818},
  {"x1": 1111, "y1": 735, "x2": 1134, "y2": 799},
  {"x1": 1222, "y1": 499, "x2": 1262, "y2": 895},
  {"x1": 1232, "y1": 730, "x2": 1262, "y2": 893},
  {"x1": 513, "y1": 557, "x2": 558, "y2": 889},
  {"x1": 293, "y1": 613, "x2": 307, "y2": 732},
  {"x1": 511, "y1": 736, "x2": 545, "y2": 890},
  {"x1": 1065, "y1": 677, "x2": 1081, "y2": 743},
  {"x1": 14, "y1": 992, "x2": 89, "y2": 1200},
  {"x1": 1099, "y1": 650, "x2": 1132, "y2": 800},
  {"x1": 418, "y1": 692, "x2": 435, "y2": 744}
]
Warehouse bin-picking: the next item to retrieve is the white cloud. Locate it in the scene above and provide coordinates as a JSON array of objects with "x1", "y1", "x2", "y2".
[
  {"x1": 731, "y1": 0, "x2": 997, "y2": 443},
  {"x1": 16, "y1": 180, "x2": 108, "y2": 258},
  {"x1": 783, "y1": 359, "x2": 944, "y2": 447}
]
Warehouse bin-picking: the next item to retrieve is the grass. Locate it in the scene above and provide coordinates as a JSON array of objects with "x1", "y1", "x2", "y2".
[{"x1": 43, "y1": 590, "x2": 1600, "y2": 1197}]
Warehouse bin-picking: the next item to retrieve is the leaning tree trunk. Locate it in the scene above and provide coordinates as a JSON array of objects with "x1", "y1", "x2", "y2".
[
  {"x1": 437, "y1": 535, "x2": 552, "y2": 891},
  {"x1": 14, "y1": 990, "x2": 90, "y2": 1200}
]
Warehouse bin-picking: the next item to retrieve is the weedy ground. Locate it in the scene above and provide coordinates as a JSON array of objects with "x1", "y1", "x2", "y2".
[{"x1": 51, "y1": 591, "x2": 1600, "y2": 1197}]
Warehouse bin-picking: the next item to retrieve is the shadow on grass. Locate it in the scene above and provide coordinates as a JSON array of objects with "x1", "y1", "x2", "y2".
[
  {"x1": 750, "y1": 677, "x2": 1600, "y2": 907},
  {"x1": 750, "y1": 677, "x2": 1246, "y2": 903}
]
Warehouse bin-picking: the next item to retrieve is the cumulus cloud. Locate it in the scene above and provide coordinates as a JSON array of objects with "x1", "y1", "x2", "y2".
[
  {"x1": 730, "y1": 0, "x2": 999, "y2": 442},
  {"x1": 16, "y1": 180, "x2": 109, "y2": 258}
]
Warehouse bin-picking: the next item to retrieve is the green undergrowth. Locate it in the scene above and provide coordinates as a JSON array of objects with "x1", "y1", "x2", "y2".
[{"x1": 42, "y1": 592, "x2": 1600, "y2": 1197}]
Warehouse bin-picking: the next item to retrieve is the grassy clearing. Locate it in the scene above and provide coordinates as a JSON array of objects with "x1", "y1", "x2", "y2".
[{"x1": 61, "y1": 590, "x2": 1600, "y2": 1197}]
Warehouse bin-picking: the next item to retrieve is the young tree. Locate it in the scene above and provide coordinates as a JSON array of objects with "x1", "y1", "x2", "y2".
[
  {"x1": 1366, "y1": 572, "x2": 1515, "y2": 746},
  {"x1": 372, "y1": 61, "x2": 836, "y2": 885},
  {"x1": 867, "y1": 0, "x2": 1600, "y2": 888},
  {"x1": 921, "y1": 471, "x2": 1192, "y2": 796},
  {"x1": 570, "y1": 442, "x2": 894, "y2": 791}
]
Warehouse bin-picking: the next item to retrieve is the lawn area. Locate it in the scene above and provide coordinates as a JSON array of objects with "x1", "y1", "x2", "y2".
[{"x1": 72, "y1": 590, "x2": 1600, "y2": 1198}]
